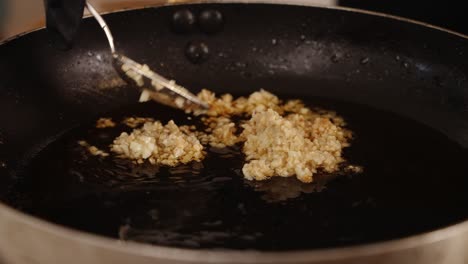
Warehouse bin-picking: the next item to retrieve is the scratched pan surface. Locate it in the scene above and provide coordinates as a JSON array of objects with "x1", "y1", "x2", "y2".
[{"x1": 0, "y1": 3, "x2": 467, "y2": 251}]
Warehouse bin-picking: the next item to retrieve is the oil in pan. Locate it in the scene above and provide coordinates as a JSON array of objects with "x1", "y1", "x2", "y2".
[{"x1": 7, "y1": 97, "x2": 468, "y2": 250}]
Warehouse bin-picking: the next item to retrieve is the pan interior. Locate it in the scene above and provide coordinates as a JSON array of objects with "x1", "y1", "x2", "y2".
[
  {"x1": 0, "y1": 2, "x2": 468, "y2": 252},
  {"x1": 6, "y1": 96, "x2": 468, "y2": 251}
]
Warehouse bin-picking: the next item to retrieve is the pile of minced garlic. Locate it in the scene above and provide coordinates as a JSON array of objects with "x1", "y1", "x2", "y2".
[
  {"x1": 111, "y1": 121, "x2": 204, "y2": 166},
  {"x1": 108, "y1": 89, "x2": 355, "y2": 183}
]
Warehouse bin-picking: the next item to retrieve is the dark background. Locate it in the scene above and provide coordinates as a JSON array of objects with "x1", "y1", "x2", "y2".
[{"x1": 339, "y1": 0, "x2": 468, "y2": 35}]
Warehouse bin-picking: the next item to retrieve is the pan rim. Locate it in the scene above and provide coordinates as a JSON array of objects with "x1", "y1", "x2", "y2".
[
  {"x1": 2, "y1": 188, "x2": 468, "y2": 262},
  {"x1": 1, "y1": 0, "x2": 467, "y2": 262},
  {"x1": 0, "y1": 0, "x2": 467, "y2": 46}
]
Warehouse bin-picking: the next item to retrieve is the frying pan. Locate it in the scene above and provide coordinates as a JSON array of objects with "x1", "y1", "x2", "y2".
[{"x1": 0, "y1": 1, "x2": 468, "y2": 263}]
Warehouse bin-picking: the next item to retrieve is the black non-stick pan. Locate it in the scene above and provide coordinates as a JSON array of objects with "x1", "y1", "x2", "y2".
[{"x1": 0, "y1": 2, "x2": 467, "y2": 264}]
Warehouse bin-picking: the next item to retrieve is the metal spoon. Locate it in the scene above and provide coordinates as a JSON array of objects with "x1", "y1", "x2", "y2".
[{"x1": 85, "y1": 2, "x2": 208, "y2": 111}]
